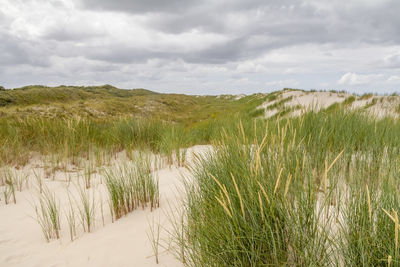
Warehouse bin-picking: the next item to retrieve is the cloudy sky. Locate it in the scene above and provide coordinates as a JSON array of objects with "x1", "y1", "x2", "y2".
[{"x1": 1, "y1": 0, "x2": 400, "y2": 94}]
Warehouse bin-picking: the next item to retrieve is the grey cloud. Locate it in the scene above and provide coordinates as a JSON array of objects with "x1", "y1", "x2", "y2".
[
  {"x1": 1, "y1": 0, "x2": 400, "y2": 94},
  {"x1": 43, "y1": 25, "x2": 104, "y2": 42},
  {"x1": 9, "y1": 0, "x2": 400, "y2": 67},
  {"x1": 0, "y1": 10, "x2": 7, "y2": 25},
  {"x1": 79, "y1": 0, "x2": 200, "y2": 14},
  {"x1": 84, "y1": 44, "x2": 174, "y2": 64},
  {"x1": 183, "y1": 36, "x2": 276, "y2": 64},
  {"x1": 71, "y1": 2, "x2": 332, "y2": 64},
  {"x1": 144, "y1": 1, "x2": 314, "y2": 34},
  {"x1": 0, "y1": 32, "x2": 51, "y2": 67},
  {"x1": 331, "y1": 1, "x2": 400, "y2": 44},
  {"x1": 145, "y1": 0, "x2": 400, "y2": 45},
  {"x1": 79, "y1": 36, "x2": 277, "y2": 65},
  {"x1": 384, "y1": 53, "x2": 400, "y2": 68}
]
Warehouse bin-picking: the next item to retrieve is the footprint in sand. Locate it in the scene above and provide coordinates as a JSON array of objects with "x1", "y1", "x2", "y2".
[
  {"x1": 4, "y1": 253, "x2": 28, "y2": 264},
  {"x1": 0, "y1": 238, "x2": 14, "y2": 245}
]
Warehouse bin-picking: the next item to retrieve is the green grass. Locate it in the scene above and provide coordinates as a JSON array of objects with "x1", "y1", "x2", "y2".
[
  {"x1": 66, "y1": 195, "x2": 77, "y2": 241},
  {"x1": 147, "y1": 217, "x2": 161, "y2": 264},
  {"x1": 103, "y1": 155, "x2": 159, "y2": 220},
  {"x1": 0, "y1": 84, "x2": 156, "y2": 107},
  {"x1": 360, "y1": 93, "x2": 374, "y2": 100},
  {"x1": 1, "y1": 167, "x2": 17, "y2": 204},
  {"x1": 265, "y1": 96, "x2": 293, "y2": 111},
  {"x1": 343, "y1": 96, "x2": 356, "y2": 106},
  {"x1": 34, "y1": 186, "x2": 61, "y2": 241},
  {"x1": 4, "y1": 85, "x2": 400, "y2": 265},
  {"x1": 0, "y1": 85, "x2": 264, "y2": 123},
  {"x1": 364, "y1": 97, "x2": 378, "y2": 109},
  {"x1": 175, "y1": 108, "x2": 400, "y2": 266},
  {"x1": 0, "y1": 85, "x2": 265, "y2": 165},
  {"x1": 396, "y1": 104, "x2": 400, "y2": 114},
  {"x1": 76, "y1": 184, "x2": 96, "y2": 233}
]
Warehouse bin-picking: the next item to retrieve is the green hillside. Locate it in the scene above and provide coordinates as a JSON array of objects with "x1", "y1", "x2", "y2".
[
  {"x1": 0, "y1": 85, "x2": 266, "y2": 165},
  {"x1": 0, "y1": 85, "x2": 265, "y2": 125}
]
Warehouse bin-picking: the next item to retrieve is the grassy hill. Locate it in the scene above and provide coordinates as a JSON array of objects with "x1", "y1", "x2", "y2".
[
  {"x1": 3, "y1": 85, "x2": 397, "y2": 166},
  {"x1": 0, "y1": 85, "x2": 266, "y2": 165},
  {"x1": 0, "y1": 84, "x2": 156, "y2": 106},
  {"x1": 0, "y1": 85, "x2": 265, "y2": 126}
]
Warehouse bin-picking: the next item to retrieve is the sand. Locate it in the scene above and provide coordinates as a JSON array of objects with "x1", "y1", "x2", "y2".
[
  {"x1": 0, "y1": 145, "x2": 211, "y2": 267},
  {"x1": 260, "y1": 89, "x2": 400, "y2": 118}
]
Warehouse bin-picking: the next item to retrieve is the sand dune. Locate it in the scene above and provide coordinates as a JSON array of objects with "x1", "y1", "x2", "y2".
[
  {"x1": 260, "y1": 89, "x2": 400, "y2": 118},
  {"x1": 0, "y1": 145, "x2": 211, "y2": 267}
]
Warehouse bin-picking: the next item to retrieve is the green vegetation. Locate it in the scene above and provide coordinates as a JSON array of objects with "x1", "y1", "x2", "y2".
[
  {"x1": 0, "y1": 85, "x2": 262, "y2": 123},
  {"x1": 176, "y1": 109, "x2": 400, "y2": 266},
  {"x1": 396, "y1": 104, "x2": 400, "y2": 114},
  {"x1": 265, "y1": 96, "x2": 293, "y2": 110},
  {"x1": 147, "y1": 217, "x2": 161, "y2": 264},
  {"x1": 34, "y1": 187, "x2": 61, "y2": 242},
  {"x1": 76, "y1": 184, "x2": 96, "y2": 233},
  {"x1": 103, "y1": 156, "x2": 159, "y2": 220},
  {"x1": 4, "y1": 85, "x2": 400, "y2": 265},
  {"x1": 0, "y1": 84, "x2": 154, "y2": 108},
  {"x1": 326, "y1": 96, "x2": 357, "y2": 113},
  {"x1": 66, "y1": 196, "x2": 77, "y2": 242},
  {"x1": 0, "y1": 167, "x2": 20, "y2": 204},
  {"x1": 343, "y1": 95, "x2": 356, "y2": 105},
  {"x1": 0, "y1": 85, "x2": 265, "y2": 165},
  {"x1": 360, "y1": 93, "x2": 373, "y2": 100},
  {"x1": 364, "y1": 97, "x2": 378, "y2": 109}
]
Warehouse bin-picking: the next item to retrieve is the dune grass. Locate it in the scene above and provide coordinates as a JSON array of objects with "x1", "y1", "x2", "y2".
[
  {"x1": 1, "y1": 167, "x2": 18, "y2": 204},
  {"x1": 175, "y1": 109, "x2": 400, "y2": 266},
  {"x1": 103, "y1": 155, "x2": 159, "y2": 220},
  {"x1": 34, "y1": 187, "x2": 61, "y2": 242},
  {"x1": 5, "y1": 86, "x2": 400, "y2": 265},
  {"x1": 147, "y1": 216, "x2": 161, "y2": 264},
  {"x1": 74, "y1": 182, "x2": 96, "y2": 233},
  {"x1": 0, "y1": 85, "x2": 265, "y2": 166},
  {"x1": 66, "y1": 195, "x2": 77, "y2": 241}
]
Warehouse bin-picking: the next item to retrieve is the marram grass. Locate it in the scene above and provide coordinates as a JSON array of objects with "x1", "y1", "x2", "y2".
[
  {"x1": 3, "y1": 88, "x2": 400, "y2": 266},
  {"x1": 175, "y1": 109, "x2": 400, "y2": 267},
  {"x1": 103, "y1": 155, "x2": 159, "y2": 221}
]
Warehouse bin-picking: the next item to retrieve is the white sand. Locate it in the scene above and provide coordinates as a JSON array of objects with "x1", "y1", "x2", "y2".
[
  {"x1": 282, "y1": 90, "x2": 348, "y2": 110},
  {"x1": 260, "y1": 89, "x2": 400, "y2": 118},
  {"x1": 0, "y1": 145, "x2": 211, "y2": 267}
]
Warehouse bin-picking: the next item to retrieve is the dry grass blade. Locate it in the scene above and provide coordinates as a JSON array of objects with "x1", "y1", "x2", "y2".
[
  {"x1": 274, "y1": 168, "x2": 283, "y2": 194},
  {"x1": 230, "y1": 173, "x2": 244, "y2": 217},
  {"x1": 366, "y1": 185, "x2": 372, "y2": 222},
  {"x1": 283, "y1": 174, "x2": 292, "y2": 198},
  {"x1": 147, "y1": 217, "x2": 161, "y2": 264},
  {"x1": 215, "y1": 196, "x2": 232, "y2": 218}
]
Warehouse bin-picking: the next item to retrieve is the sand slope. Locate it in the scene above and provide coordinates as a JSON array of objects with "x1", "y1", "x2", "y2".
[
  {"x1": 0, "y1": 145, "x2": 211, "y2": 267},
  {"x1": 260, "y1": 89, "x2": 400, "y2": 118}
]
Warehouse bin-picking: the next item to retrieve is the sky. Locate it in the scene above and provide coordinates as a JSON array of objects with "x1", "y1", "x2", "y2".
[{"x1": 1, "y1": 0, "x2": 400, "y2": 95}]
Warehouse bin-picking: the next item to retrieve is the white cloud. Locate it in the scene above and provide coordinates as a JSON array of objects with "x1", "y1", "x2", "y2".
[
  {"x1": 387, "y1": 75, "x2": 400, "y2": 84},
  {"x1": 1, "y1": 0, "x2": 400, "y2": 94},
  {"x1": 236, "y1": 62, "x2": 268, "y2": 73},
  {"x1": 338, "y1": 72, "x2": 383, "y2": 86},
  {"x1": 265, "y1": 79, "x2": 299, "y2": 88},
  {"x1": 384, "y1": 52, "x2": 400, "y2": 68}
]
